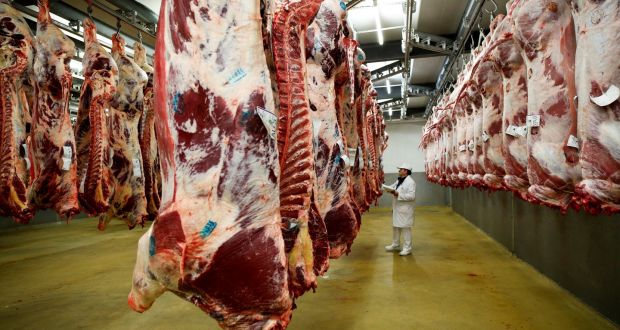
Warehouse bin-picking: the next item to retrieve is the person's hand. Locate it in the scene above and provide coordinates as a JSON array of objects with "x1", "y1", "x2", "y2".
[{"x1": 392, "y1": 191, "x2": 398, "y2": 197}]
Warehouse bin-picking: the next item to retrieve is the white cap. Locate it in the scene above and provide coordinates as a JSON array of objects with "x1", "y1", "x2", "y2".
[{"x1": 397, "y1": 163, "x2": 412, "y2": 171}]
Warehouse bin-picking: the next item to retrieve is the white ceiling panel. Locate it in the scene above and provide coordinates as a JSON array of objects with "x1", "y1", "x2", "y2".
[
  {"x1": 410, "y1": 56, "x2": 446, "y2": 84},
  {"x1": 415, "y1": 0, "x2": 467, "y2": 35},
  {"x1": 407, "y1": 96, "x2": 429, "y2": 108},
  {"x1": 135, "y1": 0, "x2": 160, "y2": 15}
]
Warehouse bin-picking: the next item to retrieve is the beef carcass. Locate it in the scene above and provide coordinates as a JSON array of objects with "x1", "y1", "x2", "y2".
[
  {"x1": 128, "y1": 0, "x2": 293, "y2": 327},
  {"x1": 100, "y1": 34, "x2": 148, "y2": 230},
  {"x1": 489, "y1": 14, "x2": 530, "y2": 199},
  {"x1": 350, "y1": 66, "x2": 371, "y2": 211},
  {"x1": 454, "y1": 99, "x2": 469, "y2": 187},
  {"x1": 134, "y1": 41, "x2": 160, "y2": 220},
  {"x1": 475, "y1": 57, "x2": 506, "y2": 191},
  {"x1": 572, "y1": 0, "x2": 620, "y2": 214},
  {"x1": 0, "y1": 1, "x2": 34, "y2": 223},
  {"x1": 272, "y1": 0, "x2": 323, "y2": 298},
  {"x1": 512, "y1": 0, "x2": 580, "y2": 211},
  {"x1": 306, "y1": 1, "x2": 358, "y2": 260},
  {"x1": 74, "y1": 18, "x2": 117, "y2": 215},
  {"x1": 462, "y1": 83, "x2": 486, "y2": 188},
  {"x1": 333, "y1": 39, "x2": 364, "y2": 240},
  {"x1": 29, "y1": 0, "x2": 79, "y2": 218}
]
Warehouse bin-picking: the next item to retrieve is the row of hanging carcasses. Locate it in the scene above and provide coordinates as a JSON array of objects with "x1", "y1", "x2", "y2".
[
  {"x1": 420, "y1": 0, "x2": 620, "y2": 215},
  {"x1": 0, "y1": 0, "x2": 160, "y2": 229}
]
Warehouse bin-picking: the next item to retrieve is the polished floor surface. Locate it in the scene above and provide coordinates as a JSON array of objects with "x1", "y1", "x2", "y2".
[{"x1": 0, "y1": 207, "x2": 615, "y2": 329}]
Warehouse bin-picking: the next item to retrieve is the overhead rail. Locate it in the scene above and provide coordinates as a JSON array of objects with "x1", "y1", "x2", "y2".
[
  {"x1": 379, "y1": 98, "x2": 405, "y2": 110},
  {"x1": 89, "y1": 0, "x2": 155, "y2": 38},
  {"x1": 408, "y1": 30, "x2": 455, "y2": 55},
  {"x1": 371, "y1": 60, "x2": 404, "y2": 83},
  {"x1": 346, "y1": 0, "x2": 365, "y2": 9},
  {"x1": 408, "y1": 84, "x2": 435, "y2": 97}
]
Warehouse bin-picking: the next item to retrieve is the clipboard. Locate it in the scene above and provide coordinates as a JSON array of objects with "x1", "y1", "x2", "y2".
[{"x1": 382, "y1": 184, "x2": 395, "y2": 193}]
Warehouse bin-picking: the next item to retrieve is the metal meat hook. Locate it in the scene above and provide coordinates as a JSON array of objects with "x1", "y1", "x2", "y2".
[{"x1": 116, "y1": 17, "x2": 121, "y2": 34}]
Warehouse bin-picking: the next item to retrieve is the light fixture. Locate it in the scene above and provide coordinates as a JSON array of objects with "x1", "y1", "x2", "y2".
[
  {"x1": 388, "y1": 108, "x2": 393, "y2": 117},
  {"x1": 374, "y1": 1, "x2": 383, "y2": 45},
  {"x1": 386, "y1": 79, "x2": 391, "y2": 94}
]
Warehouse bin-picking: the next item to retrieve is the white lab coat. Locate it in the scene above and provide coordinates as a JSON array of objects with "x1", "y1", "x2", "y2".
[{"x1": 391, "y1": 176, "x2": 416, "y2": 228}]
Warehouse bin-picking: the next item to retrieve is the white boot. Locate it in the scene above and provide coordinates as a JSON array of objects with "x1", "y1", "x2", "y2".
[
  {"x1": 386, "y1": 227, "x2": 401, "y2": 251},
  {"x1": 399, "y1": 228, "x2": 412, "y2": 256}
]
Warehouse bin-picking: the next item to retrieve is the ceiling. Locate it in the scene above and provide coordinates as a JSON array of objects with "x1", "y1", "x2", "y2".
[{"x1": 347, "y1": 0, "x2": 509, "y2": 116}]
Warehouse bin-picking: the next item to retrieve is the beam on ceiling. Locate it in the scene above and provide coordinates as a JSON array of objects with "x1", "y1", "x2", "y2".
[
  {"x1": 346, "y1": 0, "x2": 365, "y2": 9},
  {"x1": 370, "y1": 60, "x2": 404, "y2": 83},
  {"x1": 375, "y1": 84, "x2": 435, "y2": 99},
  {"x1": 360, "y1": 40, "x2": 443, "y2": 63},
  {"x1": 409, "y1": 30, "x2": 455, "y2": 55},
  {"x1": 89, "y1": 0, "x2": 156, "y2": 37},
  {"x1": 378, "y1": 98, "x2": 404, "y2": 110}
]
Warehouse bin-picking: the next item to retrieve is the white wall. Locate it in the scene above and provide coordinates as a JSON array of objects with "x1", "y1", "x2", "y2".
[{"x1": 382, "y1": 121, "x2": 425, "y2": 173}]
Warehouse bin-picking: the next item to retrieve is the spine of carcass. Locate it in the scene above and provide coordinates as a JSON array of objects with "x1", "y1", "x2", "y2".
[
  {"x1": 30, "y1": 0, "x2": 79, "y2": 219},
  {"x1": 0, "y1": 2, "x2": 34, "y2": 223},
  {"x1": 272, "y1": 0, "x2": 323, "y2": 299},
  {"x1": 128, "y1": 0, "x2": 293, "y2": 328},
  {"x1": 135, "y1": 41, "x2": 160, "y2": 220},
  {"x1": 74, "y1": 18, "x2": 117, "y2": 216}
]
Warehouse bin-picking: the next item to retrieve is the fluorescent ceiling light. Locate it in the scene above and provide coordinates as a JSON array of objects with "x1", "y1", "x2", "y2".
[
  {"x1": 386, "y1": 79, "x2": 391, "y2": 94},
  {"x1": 374, "y1": 4, "x2": 383, "y2": 45}
]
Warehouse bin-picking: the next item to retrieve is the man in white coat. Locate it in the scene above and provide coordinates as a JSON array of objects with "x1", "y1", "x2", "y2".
[{"x1": 384, "y1": 163, "x2": 416, "y2": 256}]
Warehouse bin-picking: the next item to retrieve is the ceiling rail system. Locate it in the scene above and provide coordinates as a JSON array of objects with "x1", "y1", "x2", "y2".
[
  {"x1": 89, "y1": 0, "x2": 156, "y2": 38},
  {"x1": 424, "y1": 0, "x2": 488, "y2": 117},
  {"x1": 409, "y1": 30, "x2": 455, "y2": 56}
]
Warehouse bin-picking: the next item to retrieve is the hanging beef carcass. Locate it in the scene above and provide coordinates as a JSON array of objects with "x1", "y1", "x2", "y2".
[
  {"x1": 128, "y1": 0, "x2": 293, "y2": 327},
  {"x1": 74, "y1": 18, "x2": 118, "y2": 215},
  {"x1": 350, "y1": 65, "x2": 371, "y2": 211},
  {"x1": 134, "y1": 41, "x2": 160, "y2": 220},
  {"x1": 462, "y1": 82, "x2": 486, "y2": 188},
  {"x1": 29, "y1": 0, "x2": 79, "y2": 218},
  {"x1": 272, "y1": 0, "x2": 324, "y2": 298},
  {"x1": 306, "y1": 1, "x2": 359, "y2": 260},
  {"x1": 100, "y1": 33, "x2": 148, "y2": 230},
  {"x1": 0, "y1": 1, "x2": 34, "y2": 223},
  {"x1": 488, "y1": 13, "x2": 530, "y2": 200},
  {"x1": 572, "y1": 0, "x2": 620, "y2": 214},
  {"x1": 332, "y1": 39, "x2": 364, "y2": 250},
  {"x1": 362, "y1": 87, "x2": 379, "y2": 205},
  {"x1": 512, "y1": 0, "x2": 580, "y2": 211},
  {"x1": 475, "y1": 57, "x2": 506, "y2": 191}
]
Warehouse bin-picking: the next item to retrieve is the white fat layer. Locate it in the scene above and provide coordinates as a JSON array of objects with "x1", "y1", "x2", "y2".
[
  {"x1": 531, "y1": 142, "x2": 570, "y2": 181},
  {"x1": 508, "y1": 140, "x2": 528, "y2": 168},
  {"x1": 599, "y1": 121, "x2": 620, "y2": 162},
  {"x1": 156, "y1": 0, "x2": 285, "y2": 278}
]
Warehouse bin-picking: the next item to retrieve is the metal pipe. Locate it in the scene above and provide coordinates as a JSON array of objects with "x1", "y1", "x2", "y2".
[
  {"x1": 401, "y1": 0, "x2": 415, "y2": 119},
  {"x1": 346, "y1": 0, "x2": 365, "y2": 10}
]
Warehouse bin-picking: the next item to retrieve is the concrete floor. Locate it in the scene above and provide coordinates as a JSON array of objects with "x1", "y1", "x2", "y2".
[{"x1": 0, "y1": 207, "x2": 615, "y2": 329}]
